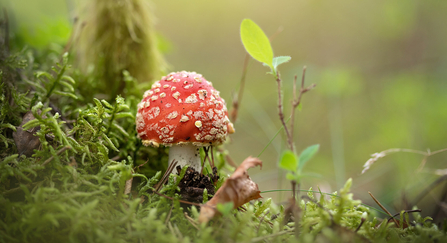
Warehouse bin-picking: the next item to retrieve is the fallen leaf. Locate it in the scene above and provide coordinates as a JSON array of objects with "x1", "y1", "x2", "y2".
[
  {"x1": 12, "y1": 111, "x2": 41, "y2": 157},
  {"x1": 199, "y1": 156, "x2": 262, "y2": 223}
]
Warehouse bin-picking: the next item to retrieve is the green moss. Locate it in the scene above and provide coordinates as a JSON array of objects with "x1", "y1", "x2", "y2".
[
  {"x1": 74, "y1": 0, "x2": 166, "y2": 99},
  {"x1": 1, "y1": 14, "x2": 446, "y2": 243}
]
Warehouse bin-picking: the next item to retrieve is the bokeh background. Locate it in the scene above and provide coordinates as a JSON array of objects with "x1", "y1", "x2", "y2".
[{"x1": 2, "y1": 0, "x2": 447, "y2": 219}]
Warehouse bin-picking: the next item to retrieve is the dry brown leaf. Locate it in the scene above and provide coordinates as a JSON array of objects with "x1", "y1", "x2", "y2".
[
  {"x1": 12, "y1": 111, "x2": 41, "y2": 157},
  {"x1": 199, "y1": 156, "x2": 262, "y2": 223}
]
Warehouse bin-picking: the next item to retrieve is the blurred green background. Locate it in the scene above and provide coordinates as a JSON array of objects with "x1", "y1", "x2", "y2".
[{"x1": 2, "y1": 0, "x2": 447, "y2": 217}]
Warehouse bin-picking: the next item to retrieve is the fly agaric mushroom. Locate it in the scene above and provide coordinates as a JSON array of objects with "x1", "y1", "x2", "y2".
[{"x1": 136, "y1": 71, "x2": 235, "y2": 172}]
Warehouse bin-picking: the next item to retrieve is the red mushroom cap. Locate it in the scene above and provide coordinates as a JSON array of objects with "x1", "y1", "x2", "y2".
[{"x1": 136, "y1": 71, "x2": 235, "y2": 147}]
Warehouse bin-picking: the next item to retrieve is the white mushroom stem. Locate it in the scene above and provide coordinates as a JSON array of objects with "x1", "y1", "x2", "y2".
[{"x1": 168, "y1": 143, "x2": 202, "y2": 172}]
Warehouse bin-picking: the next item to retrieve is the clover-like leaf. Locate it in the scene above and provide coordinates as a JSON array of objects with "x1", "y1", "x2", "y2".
[
  {"x1": 272, "y1": 56, "x2": 291, "y2": 72},
  {"x1": 279, "y1": 150, "x2": 299, "y2": 172}
]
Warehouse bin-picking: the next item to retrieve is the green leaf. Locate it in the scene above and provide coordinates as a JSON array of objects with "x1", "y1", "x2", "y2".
[
  {"x1": 279, "y1": 150, "x2": 298, "y2": 172},
  {"x1": 240, "y1": 19, "x2": 273, "y2": 69},
  {"x1": 272, "y1": 56, "x2": 291, "y2": 71},
  {"x1": 298, "y1": 144, "x2": 320, "y2": 172}
]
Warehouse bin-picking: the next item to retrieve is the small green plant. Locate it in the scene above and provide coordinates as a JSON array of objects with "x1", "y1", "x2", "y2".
[
  {"x1": 279, "y1": 144, "x2": 320, "y2": 187},
  {"x1": 240, "y1": 19, "x2": 317, "y2": 198}
]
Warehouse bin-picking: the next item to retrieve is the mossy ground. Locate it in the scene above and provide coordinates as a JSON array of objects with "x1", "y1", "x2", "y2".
[{"x1": 1, "y1": 24, "x2": 446, "y2": 243}]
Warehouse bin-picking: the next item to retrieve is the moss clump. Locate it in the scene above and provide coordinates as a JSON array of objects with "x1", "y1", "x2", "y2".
[{"x1": 75, "y1": 0, "x2": 166, "y2": 98}]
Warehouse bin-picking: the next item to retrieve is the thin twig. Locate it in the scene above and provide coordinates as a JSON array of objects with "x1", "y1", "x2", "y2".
[
  {"x1": 433, "y1": 182, "x2": 447, "y2": 222},
  {"x1": 391, "y1": 209, "x2": 422, "y2": 218},
  {"x1": 290, "y1": 67, "x2": 315, "y2": 144},
  {"x1": 210, "y1": 146, "x2": 215, "y2": 168},
  {"x1": 368, "y1": 191, "x2": 399, "y2": 226},
  {"x1": 256, "y1": 210, "x2": 270, "y2": 235},
  {"x1": 154, "y1": 160, "x2": 177, "y2": 193},
  {"x1": 42, "y1": 146, "x2": 71, "y2": 166},
  {"x1": 152, "y1": 191, "x2": 202, "y2": 207},
  {"x1": 362, "y1": 147, "x2": 447, "y2": 174},
  {"x1": 202, "y1": 147, "x2": 210, "y2": 175},
  {"x1": 355, "y1": 218, "x2": 366, "y2": 233},
  {"x1": 165, "y1": 204, "x2": 174, "y2": 224},
  {"x1": 268, "y1": 26, "x2": 284, "y2": 42},
  {"x1": 230, "y1": 26, "x2": 284, "y2": 123},
  {"x1": 275, "y1": 72, "x2": 293, "y2": 151},
  {"x1": 184, "y1": 212, "x2": 199, "y2": 230},
  {"x1": 275, "y1": 68, "x2": 315, "y2": 152},
  {"x1": 231, "y1": 54, "x2": 250, "y2": 123},
  {"x1": 217, "y1": 147, "x2": 238, "y2": 168},
  {"x1": 412, "y1": 175, "x2": 447, "y2": 206},
  {"x1": 133, "y1": 159, "x2": 149, "y2": 171}
]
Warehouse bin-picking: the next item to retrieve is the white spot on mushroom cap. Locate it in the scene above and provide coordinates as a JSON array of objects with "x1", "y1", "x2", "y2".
[
  {"x1": 154, "y1": 88, "x2": 160, "y2": 93},
  {"x1": 143, "y1": 90, "x2": 153, "y2": 98},
  {"x1": 214, "y1": 109, "x2": 223, "y2": 116},
  {"x1": 193, "y1": 111, "x2": 204, "y2": 119},
  {"x1": 166, "y1": 76, "x2": 174, "y2": 81},
  {"x1": 210, "y1": 128, "x2": 219, "y2": 135},
  {"x1": 194, "y1": 133, "x2": 202, "y2": 140},
  {"x1": 194, "y1": 77, "x2": 202, "y2": 83},
  {"x1": 184, "y1": 84, "x2": 193, "y2": 89},
  {"x1": 185, "y1": 94, "x2": 198, "y2": 104},
  {"x1": 198, "y1": 89, "x2": 207, "y2": 100},
  {"x1": 149, "y1": 123, "x2": 158, "y2": 131},
  {"x1": 166, "y1": 111, "x2": 178, "y2": 119},
  {"x1": 166, "y1": 103, "x2": 172, "y2": 108},
  {"x1": 151, "y1": 82, "x2": 161, "y2": 89},
  {"x1": 151, "y1": 95, "x2": 158, "y2": 101},
  {"x1": 160, "y1": 92, "x2": 166, "y2": 98},
  {"x1": 160, "y1": 126, "x2": 170, "y2": 134},
  {"x1": 136, "y1": 113, "x2": 145, "y2": 130},
  {"x1": 180, "y1": 115, "x2": 189, "y2": 122},
  {"x1": 206, "y1": 109, "x2": 214, "y2": 120},
  {"x1": 195, "y1": 120, "x2": 202, "y2": 128},
  {"x1": 171, "y1": 87, "x2": 176, "y2": 91},
  {"x1": 172, "y1": 91, "x2": 180, "y2": 100},
  {"x1": 163, "y1": 84, "x2": 170, "y2": 89},
  {"x1": 149, "y1": 107, "x2": 160, "y2": 119},
  {"x1": 137, "y1": 102, "x2": 144, "y2": 110}
]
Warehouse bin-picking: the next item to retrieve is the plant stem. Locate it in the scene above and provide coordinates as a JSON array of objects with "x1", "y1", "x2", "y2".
[
  {"x1": 231, "y1": 54, "x2": 250, "y2": 123},
  {"x1": 43, "y1": 65, "x2": 66, "y2": 104},
  {"x1": 275, "y1": 73, "x2": 293, "y2": 151},
  {"x1": 368, "y1": 191, "x2": 400, "y2": 226}
]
